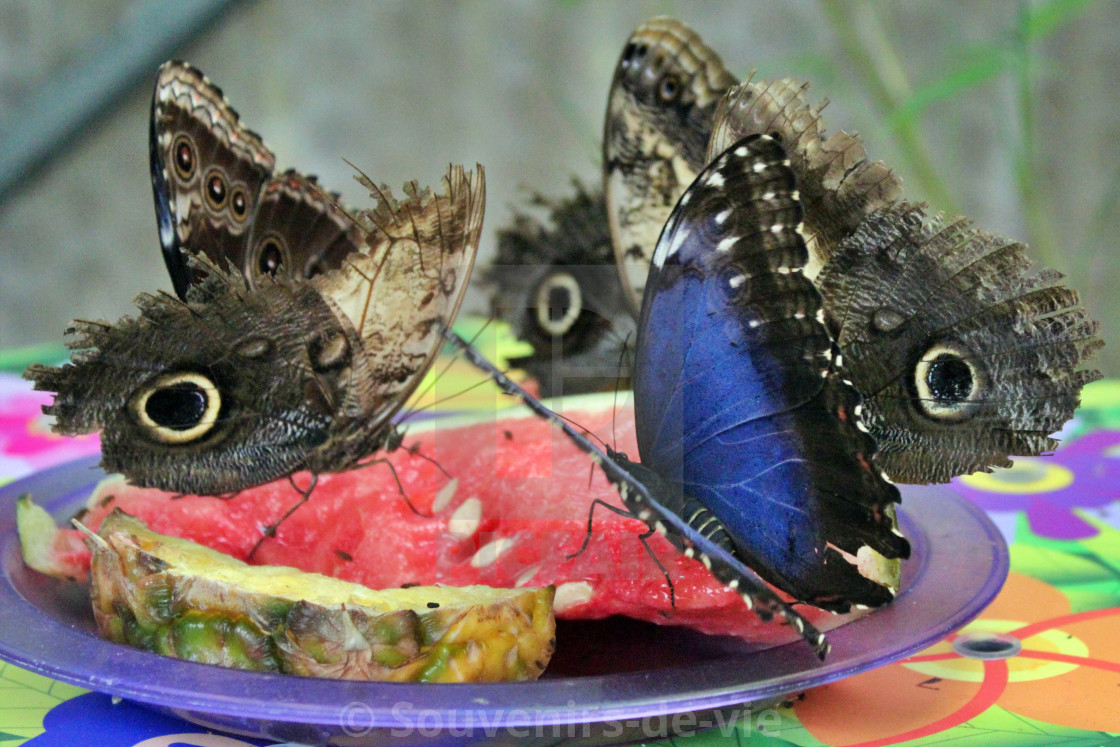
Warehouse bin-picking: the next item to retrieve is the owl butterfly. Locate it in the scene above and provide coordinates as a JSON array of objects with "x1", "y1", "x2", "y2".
[
  {"x1": 150, "y1": 61, "x2": 365, "y2": 298},
  {"x1": 459, "y1": 134, "x2": 914, "y2": 659},
  {"x1": 485, "y1": 183, "x2": 636, "y2": 395},
  {"x1": 493, "y1": 16, "x2": 1102, "y2": 483},
  {"x1": 28, "y1": 154, "x2": 485, "y2": 495}
]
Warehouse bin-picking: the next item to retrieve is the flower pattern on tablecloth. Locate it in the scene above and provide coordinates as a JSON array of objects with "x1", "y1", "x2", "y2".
[
  {"x1": 951, "y1": 430, "x2": 1120, "y2": 540},
  {"x1": 0, "y1": 374, "x2": 99, "y2": 484},
  {"x1": 790, "y1": 522, "x2": 1120, "y2": 747}
]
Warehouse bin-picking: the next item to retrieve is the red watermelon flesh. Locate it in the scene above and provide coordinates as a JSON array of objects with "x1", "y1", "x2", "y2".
[{"x1": 47, "y1": 395, "x2": 837, "y2": 643}]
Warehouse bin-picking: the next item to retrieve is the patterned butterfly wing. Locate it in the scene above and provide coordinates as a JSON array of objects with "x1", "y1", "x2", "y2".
[
  {"x1": 486, "y1": 184, "x2": 636, "y2": 396},
  {"x1": 706, "y1": 77, "x2": 902, "y2": 277},
  {"x1": 305, "y1": 164, "x2": 486, "y2": 472},
  {"x1": 634, "y1": 134, "x2": 909, "y2": 609},
  {"x1": 704, "y1": 75, "x2": 1102, "y2": 482},
  {"x1": 603, "y1": 17, "x2": 736, "y2": 312},
  {"x1": 244, "y1": 170, "x2": 365, "y2": 284},
  {"x1": 150, "y1": 61, "x2": 275, "y2": 298},
  {"x1": 150, "y1": 62, "x2": 365, "y2": 297},
  {"x1": 816, "y1": 204, "x2": 1103, "y2": 483},
  {"x1": 26, "y1": 165, "x2": 485, "y2": 495}
]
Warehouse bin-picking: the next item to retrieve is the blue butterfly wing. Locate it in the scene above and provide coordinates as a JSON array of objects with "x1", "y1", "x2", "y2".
[{"x1": 633, "y1": 134, "x2": 910, "y2": 611}]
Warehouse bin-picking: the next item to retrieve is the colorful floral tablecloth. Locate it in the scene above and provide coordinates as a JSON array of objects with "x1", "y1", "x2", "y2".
[{"x1": 1, "y1": 343, "x2": 1118, "y2": 746}]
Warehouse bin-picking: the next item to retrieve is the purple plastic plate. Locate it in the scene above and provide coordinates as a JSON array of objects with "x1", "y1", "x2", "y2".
[{"x1": 0, "y1": 457, "x2": 1007, "y2": 745}]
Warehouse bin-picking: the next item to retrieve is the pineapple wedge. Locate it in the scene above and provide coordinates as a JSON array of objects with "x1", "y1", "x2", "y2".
[{"x1": 82, "y1": 509, "x2": 555, "y2": 682}]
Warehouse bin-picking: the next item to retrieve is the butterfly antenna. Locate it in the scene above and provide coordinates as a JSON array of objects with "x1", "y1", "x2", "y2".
[
  {"x1": 550, "y1": 410, "x2": 611, "y2": 451},
  {"x1": 413, "y1": 318, "x2": 493, "y2": 405},
  {"x1": 309, "y1": 177, "x2": 364, "y2": 230}
]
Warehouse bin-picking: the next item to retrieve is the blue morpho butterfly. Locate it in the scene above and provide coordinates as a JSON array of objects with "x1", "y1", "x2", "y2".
[{"x1": 448, "y1": 133, "x2": 912, "y2": 658}]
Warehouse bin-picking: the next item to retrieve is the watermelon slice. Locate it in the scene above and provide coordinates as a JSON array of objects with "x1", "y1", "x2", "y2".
[{"x1": 22, "y1": 392, "x2": 836, "y2": 643}]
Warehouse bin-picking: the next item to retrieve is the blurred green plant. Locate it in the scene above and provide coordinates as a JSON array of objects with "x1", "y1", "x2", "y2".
[{"x1": 819, "y1": 0, "x2": 1100, "y2": 270}]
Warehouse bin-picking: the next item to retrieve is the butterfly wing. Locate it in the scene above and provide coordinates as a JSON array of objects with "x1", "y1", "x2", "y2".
[
  {"x1": 706, "y1": 77, "x2": 902, "y2": 277},
  {"x1": 150, "y1": 61, "x2": 276, "y2": 298},
  {"x1": 306, "y1": 164, "x2": 486, "y2": 471},
  {"x1": 151, "y1": 62, "x2": 365, "y2": 297},
  {"x1": 243, "y1": 170, "x2": 366, "y2": 284},
  {"x1": 603, "y1": 17, "x2": 736, "y2": 312},
  {"x1": 817, "y1": 204, "x2": 1103, "y2": 483},
  {"x1": 486, "y1": 184, "x2": 636, "y2": 396},
  {"x1": 26, "y1": 259, "x2": 355, "y2": 494},
  {"x1": 634, "y1": 134, "x2": 909, "y2": 609}
]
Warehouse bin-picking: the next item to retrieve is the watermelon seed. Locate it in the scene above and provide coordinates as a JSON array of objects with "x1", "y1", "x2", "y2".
[
  {"x1": 431, "y1": 478, "x2": 459, "y2": 513},
  {"x1": 514, "y1": 562, "x2": 543, "y2": 588},
  {"x1": 470, "y1": 537, "x2": 516, "y2": 568},
  {"x1": 447, "y1": 497, "x2": 483, "y2": 539},
  {"x1": 554, "y1": 581, "x2": 594, "y2": 613}
]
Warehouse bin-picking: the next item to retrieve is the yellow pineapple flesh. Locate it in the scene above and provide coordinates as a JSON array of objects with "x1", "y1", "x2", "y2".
[{"x1": 83, "y1": 508, "x2": 555, "y2": 682}]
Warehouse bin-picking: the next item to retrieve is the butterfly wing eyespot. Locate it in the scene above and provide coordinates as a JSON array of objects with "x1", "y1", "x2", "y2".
[
  {"x1": 253, "y1": 234, "x2": 289, "y2": 276},
  {"x1": 130, "y1": 372, "x2": 223, "y2": 444},
  {"x1": 204, "y1": 169, "x2": 229, "y2": 211},
  {"x1": 534, "y1": 272, "x2": 583, "y2": 336},
  {"x1": 229, "y1": 185, "x2": 250, "y2": 220},
  {"x1": 912, "y1": 343, "x2": 984, "y2": 421},
  {"x1": 171, "y1": 134, "x2": 196, "y2": 180},
  {"x1": 658, "y1": 73, "x2": 682, "y2": 103}
]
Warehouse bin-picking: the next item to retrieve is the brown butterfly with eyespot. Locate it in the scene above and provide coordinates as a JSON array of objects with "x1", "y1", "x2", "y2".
[
  {"x1": 492, "y1": 16, "x2": 1102, "y2": 484},
  {"x1": 484, "y1": 182, "x2": 638, "y2": 395},
  {"x1": 27, "y1": 61, "x2": 486, "y2": 502}
]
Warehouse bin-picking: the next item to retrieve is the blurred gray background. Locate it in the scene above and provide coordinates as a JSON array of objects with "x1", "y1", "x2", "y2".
[{"x1": 1, "y1": 0, "x2": 1116, "y2": 373}]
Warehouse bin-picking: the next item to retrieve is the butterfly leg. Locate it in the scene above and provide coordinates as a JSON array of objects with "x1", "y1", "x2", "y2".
[
  {"x1": 400, "y1": 441, "x2": 453, "y2": 481},
  {"x1": 567, "y1": 498, "x2": 638, "y2": 559},
  {"x1": 247, "y1": 473, "x2": 319, "y2": 560},
  {"x1": 568, "y1": 498, "x2": 677, "y2": 607},
  {"x1": 635, "y1": 527, "x2": 677, "y2": 608},
  {"x1": 351, "y1": 456, "x2": 431, "y2": 517}
]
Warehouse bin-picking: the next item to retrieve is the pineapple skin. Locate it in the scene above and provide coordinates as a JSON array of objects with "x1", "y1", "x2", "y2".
[{"x1": 88, "y1": 510, "x2": 555, "y2": 682}]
